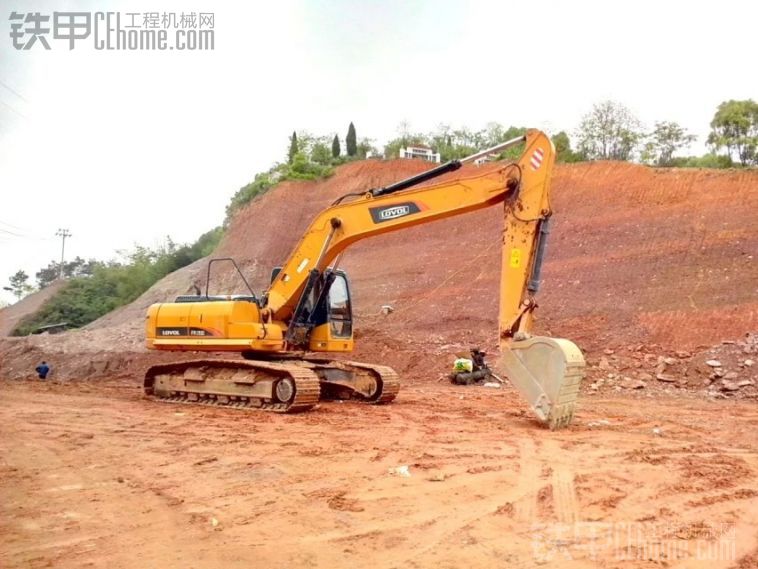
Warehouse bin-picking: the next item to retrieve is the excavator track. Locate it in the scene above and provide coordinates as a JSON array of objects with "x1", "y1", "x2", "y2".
[
  {"x1": 144, "y1": 357, "x2": 400, "y2": 413},
  {"x1": 285, "y1": 357, "x2": 400, "y2": 404},
  {"x1": 144, "y1": 359, "x2": 321, "y2": 413}
]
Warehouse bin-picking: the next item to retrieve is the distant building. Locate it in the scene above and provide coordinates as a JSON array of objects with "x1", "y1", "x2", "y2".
[{"x1": 399, "y1": 145, "x2": 440, "y2": 163}]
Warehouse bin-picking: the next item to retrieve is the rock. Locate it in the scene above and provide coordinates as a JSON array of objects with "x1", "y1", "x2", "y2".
[
  {"x1": 656, "y1": 373, "x2": 677, "y2": 383},
  {"x1": 663, "y1": 357, "x2": 678, "y2": 366},
  {"x1": 380, "y1": 305, "x2": 394, "y2": 315},
  {"x1": 720, "y1": 380, "x2": 741, "y2": 392},
  {"x1": 388, "y1": 465, "x2": 411, "y2": 477},
  {"x1": 590, "y1": 382, "x2": 599, "y2": 390},
  {"x1": 598, "y1": 357, "x2": 611, "y2": 370},
  {"x1": 652, "y1": 427, "x2": 662, "y2": 436},
  {"x1": 706, "y1": 360, "x2": 722, "y2": 367},
  {"x1": 603, "y1": 348, "x2": 615, "y2": 355},
  {"x1": 676, "y1": 350, "x2": 691, "y2": 358},
  {"x1": 738, "y1": 379, "x2": 755, "y2": 387},
  {"x1": 637, "y1": 372, "x2": 654, "y2": 381},
  {"x1": 712, "y1": 368, "x2": 725, "y2": 378},
  {"x1": 744, "y1": 359, "x2": 755, "y2": 367},
  {"x1": 724, "y1": 371, "x2": 739, "y2": 380}
]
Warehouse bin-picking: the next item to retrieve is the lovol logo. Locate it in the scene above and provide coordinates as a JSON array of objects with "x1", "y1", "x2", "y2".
[
  {"x1": 369, "y1": 201, "x2": 421, "y2": 224},
  {"x1": 158, "y1": 327, "x2": 186, "y2": 336}
]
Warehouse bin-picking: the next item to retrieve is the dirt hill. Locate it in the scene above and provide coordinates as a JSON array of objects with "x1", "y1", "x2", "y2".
[
  {"x1": 1, "y1": 160, "x2": 756, "y2": 392},
  {"x1": 0, "y1": 279, "x2": 67, "y2": 337}
]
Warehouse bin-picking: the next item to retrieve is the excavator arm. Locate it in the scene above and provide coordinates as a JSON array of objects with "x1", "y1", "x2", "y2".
[{"x1": 262, "y1": 129, "x2": 585, "y2": 428}]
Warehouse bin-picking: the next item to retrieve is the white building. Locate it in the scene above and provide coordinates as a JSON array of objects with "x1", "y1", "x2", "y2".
[{"x1": 399, "y1": 145, "x2": 441, "y2": 163}]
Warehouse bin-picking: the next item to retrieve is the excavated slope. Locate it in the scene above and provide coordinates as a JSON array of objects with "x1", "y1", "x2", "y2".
[{"x1": 1, "y1": 159, "x2": 756, "y2": 382}]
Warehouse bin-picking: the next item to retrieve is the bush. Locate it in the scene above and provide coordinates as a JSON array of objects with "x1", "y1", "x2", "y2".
[{"x1": 667, "y1": 154, "x2": 734, "y2": 169}]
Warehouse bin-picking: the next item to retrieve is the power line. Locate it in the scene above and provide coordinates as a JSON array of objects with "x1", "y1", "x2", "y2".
[
  {"x1": 0, "y1": 219, "x2": 27, "y2": 231},
  {"x1": 0, "y1": 79, "x2": 28, "y2": 103},
  {"x1": 0, "y1": 98, "x2": 27, "y2": 119},
  {"x1": 0, "y1": 227, "x2": 52, "y2": 240}
]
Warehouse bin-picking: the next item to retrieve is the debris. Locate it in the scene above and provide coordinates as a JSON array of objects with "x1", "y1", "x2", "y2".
[
  {"x1": 656, "y1": 373, "x2": 676, "y2": 383},
  {"x1": 210, "y1": 517, "x2": 220, "y2": 528},
  {"x1": 482, "y1": 382, "x2": 501, "y2": 389},
  {"x1": 706, "y1": 360, "x2": 722, "y2": 367},
  {"x1": 380, "y1": 305, "x2": 394, "y2": 315},
  {"x1": 652, "y1": 427, "x2": 662, "y2": 436},
  {"x1": 388, "y1": 465, "x2": 411, "y2": 478}
]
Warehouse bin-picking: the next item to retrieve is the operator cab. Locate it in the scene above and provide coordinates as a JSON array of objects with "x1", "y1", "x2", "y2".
[{"x1": 274, "y1": 266, "x2": 354, "y2": 351}]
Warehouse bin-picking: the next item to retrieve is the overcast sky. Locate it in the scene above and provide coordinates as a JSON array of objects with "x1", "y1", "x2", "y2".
[{"x1": 1, "y1": 0, "x2": 756, "y2": 304}]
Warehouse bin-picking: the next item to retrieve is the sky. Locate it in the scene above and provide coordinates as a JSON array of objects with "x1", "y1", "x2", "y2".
[{"x1": 1, "y1": 0, "x2": 756, "y2": 304}]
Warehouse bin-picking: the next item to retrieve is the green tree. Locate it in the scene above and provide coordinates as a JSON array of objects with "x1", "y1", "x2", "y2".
[
  {"x1": 35, "y1": 256, "x2": 99, "y2": 288},
  {"x1": 551, "y1": 131, "x2": 580, "y2": 163},
  {"x1": 356, "y1": 137, "x2": 378, "y2": 159},
  {"x1": 310, "y1": 141, "x2": 332, "y2": 166},
  {"x1": 346, "y1": 122, "x2": 357, "y2": 157},
  {"x1": 576, "y1": 100, "x2": 643, "y2": 161},
  {"x1": 7, "y1": 270, "x2": 34, "y2": 299},
  {"x1": 707, "y1": 99, "x2": 758, "y2": 166},
  {"x1": 331, "y1": 134, "x2": 341, "y2": 158},
  {"x1": 641, "y1": 121, "x2": 697, "y2": 166},
  {"x1": 288, "y1": 131, "x2": 298, "y2": 164}
]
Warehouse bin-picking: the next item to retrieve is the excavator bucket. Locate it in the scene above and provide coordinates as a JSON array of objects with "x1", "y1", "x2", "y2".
[{"x1": 498, "y1": 336, "x2": 585, "y2": 429}]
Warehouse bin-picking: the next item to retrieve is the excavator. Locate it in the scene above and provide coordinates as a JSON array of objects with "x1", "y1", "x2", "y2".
[{"x1": 144, "y1": 129, "x2": 585, "y2": 429}]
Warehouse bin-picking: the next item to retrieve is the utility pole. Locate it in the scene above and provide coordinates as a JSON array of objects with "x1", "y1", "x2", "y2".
[{"x1": 56, "y1": 228, "x2": 71, "y2": 279}]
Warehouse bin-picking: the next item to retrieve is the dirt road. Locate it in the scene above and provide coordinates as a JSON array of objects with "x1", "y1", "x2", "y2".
[{"x1": 1, "y1": 380, "x2": 756, "y2": 568}]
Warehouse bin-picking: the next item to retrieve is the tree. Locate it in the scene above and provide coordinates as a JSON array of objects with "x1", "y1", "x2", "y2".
[
  {"x1": 641, "y1": 121, "x2": 697, "y2": 166},
  {"x1": 356, "y1": 137, "x2": 378, "y2": 159},
  {"x1": 552, "y1": 131, "x2": 580, "y2": 163},
  {"x1": 36, "y1": 256, "x2": 99, "y2": 288},
  {"x1": 576, "y1": 100, "x2": 644, "y2": 161},
  {"x1": 7, "y1": 270, "x2": 34, "y2": 299},
  {"x1": 288, "y1": 131, "x2": 298, "y2": 164},
  {"x1": 707, "y1": 100, "x2": 758, "y2": 166},
  {"x1": 310, "y1": 141, "x2": 332, "y2": 166},
  {"x1": 346, "y1": 122, "x2": 357, "y2": 157},
  {"x1": 331, "y1": 134, "x2": 341, "y2": 158}
]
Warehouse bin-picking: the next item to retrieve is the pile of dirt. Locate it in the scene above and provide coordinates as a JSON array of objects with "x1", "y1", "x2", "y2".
[
  {"x1": 0, "y1": 279, "x2": 67, "y2": 337},
  {"x1": 1, "y1": 159, "x2": 756, "y2": 395}
]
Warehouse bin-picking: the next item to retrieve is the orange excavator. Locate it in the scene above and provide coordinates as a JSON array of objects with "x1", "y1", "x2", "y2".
[{"x1": 144, "y1": 130, "x2": 585, "y2": 428}]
